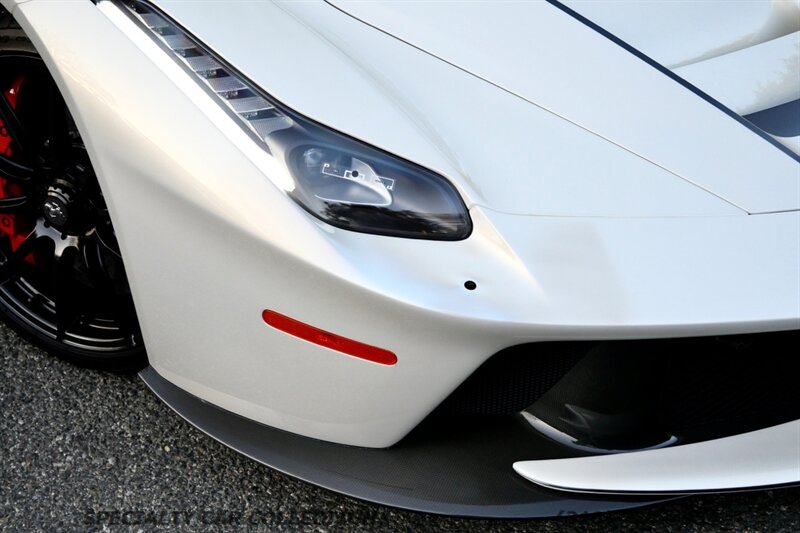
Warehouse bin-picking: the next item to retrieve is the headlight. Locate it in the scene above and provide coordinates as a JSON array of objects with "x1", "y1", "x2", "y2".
[{"x1": 114, "y1": 0, "x2": 472, "y2": 240}]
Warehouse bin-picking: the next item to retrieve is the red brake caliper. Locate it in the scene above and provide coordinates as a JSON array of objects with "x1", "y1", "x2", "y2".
[
  {"x1": 0, "y1": 75, "x2": 23, "y2": 156},
  {"x1": 0, "y1": 75, "x2": 33, "y2": 255}
]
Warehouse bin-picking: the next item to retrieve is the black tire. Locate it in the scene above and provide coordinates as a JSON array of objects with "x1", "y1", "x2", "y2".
[{"x1": 0, "y1": 14, "x2": 146, "y2": 372}]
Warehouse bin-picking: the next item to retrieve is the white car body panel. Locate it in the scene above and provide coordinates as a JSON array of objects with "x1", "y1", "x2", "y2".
[
  {"x1": 561, "y1": 0, "x2": 800, "y2": 70},
  {"x1": 775, "y1": 133, "x2": 800, "y2": 153},
  {"x1": 672, "y1": 31, "x2": 800, "y2": 116},
  {"x1": 561, "y1": 0, "x2": 800, "y2": 154},
  {"x1": 328, "y1": 0, "x2": 800, "y2": 213},
  {"x1": 113, "y1": 0, "x2": 744, "y2": 219},
  {"x1": 8, "y1": 0, "x2": 799, "y2": 449},
  {"x1": 514, "y1": 420, "x2": 800, "y2": 494}
]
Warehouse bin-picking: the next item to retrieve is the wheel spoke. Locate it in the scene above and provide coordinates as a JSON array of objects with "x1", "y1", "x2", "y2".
[
  {"x1": 95, "y1": 224, "x2": 123, "y2": 260},
  {"x1": 0, "y1": 91, "x2": 30, "y2": 155},
  {"x1": 53, "y1": 245, "x2": 81, "y2": 341},
  {"x1": 83, "y1": 234, "x2": 113, "y2": 288},
  {"x1": 0, "y1": 151, "x2": 33, "y2": 181},
  {"x1": 83, "y1": 233, "x2": 138, "y2": 343},
  {"x1": 44, "y1": 80, "x2": 70, "y2": 165},
  {"x1": 0, "y1": 226, "x2": 42, "y2": 284},
  {"x1": 114, "y1": 297, "x2": 139, "y2": 346},
  {"x1": 0, "y1": 195, "x2": 29, "y2": 212}
]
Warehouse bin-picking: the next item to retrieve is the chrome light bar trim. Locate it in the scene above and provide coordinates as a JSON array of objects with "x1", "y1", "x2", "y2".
[{"x1": 110, "y1": 0, "x2": 292, "y2": 146}]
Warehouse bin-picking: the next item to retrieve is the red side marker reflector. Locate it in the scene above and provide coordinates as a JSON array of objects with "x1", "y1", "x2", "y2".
[{"x1": 262, "y1": 310, "x2": 397, "y2": 366}]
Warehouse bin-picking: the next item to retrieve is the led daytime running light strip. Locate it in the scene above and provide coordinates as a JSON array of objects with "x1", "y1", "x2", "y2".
[{"x1": 117, "y1": 1, "x2": 293, "y2": 143}]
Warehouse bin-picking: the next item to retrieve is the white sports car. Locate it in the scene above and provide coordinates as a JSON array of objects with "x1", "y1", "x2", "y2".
[{"x1": 0, "y1": 0, "x2": 798, "y2": 518}]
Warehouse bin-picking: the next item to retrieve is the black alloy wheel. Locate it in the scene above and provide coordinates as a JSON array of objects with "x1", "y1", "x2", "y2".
[{"x1": 0, "y1": 17, "x2": 145, "y2": 371}]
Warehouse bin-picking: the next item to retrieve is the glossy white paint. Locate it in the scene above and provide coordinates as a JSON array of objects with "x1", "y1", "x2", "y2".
[
  {"x1": 776, "y1": 133, "x2": 800, "y2": 153},
  {"x1": 562, "y1": 0, "x2": 800, "y2": 69},
  {"x1": 328, "y1": 0, "x2": 800, "y2": 213},
  {"x1": 514, "y1": 421, "x2": 800, "y2": 494},
  {"x1": 9, "y1": 0, "x2": 800, "y2": 450},
  {"x1": 0, "y1": 0, "x2": 29, "y2": 8},
  {"x1": 674, "y1": 31, "x2": 800, "y2": 116},
  {"x1": 557, "y1": 1, "x2": 800, "y2": 154},
  {"x1": 143, "y1": 0, "x2": 743, "y2": 219}
]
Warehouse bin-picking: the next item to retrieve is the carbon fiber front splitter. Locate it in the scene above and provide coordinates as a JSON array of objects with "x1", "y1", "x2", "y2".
[{"x1": 139, "y1": 366, "x2": 674, "y2": 518}]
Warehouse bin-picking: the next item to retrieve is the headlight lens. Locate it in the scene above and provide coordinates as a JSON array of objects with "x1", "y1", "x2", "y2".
[{"x1": 114, "y1": 0, "x2": 472, "y2": 240}]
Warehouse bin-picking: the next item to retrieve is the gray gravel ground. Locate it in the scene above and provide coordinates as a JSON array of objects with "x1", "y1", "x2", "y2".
[{"x1": 1, "y1": 322, "x2": 798, "y2": 532}]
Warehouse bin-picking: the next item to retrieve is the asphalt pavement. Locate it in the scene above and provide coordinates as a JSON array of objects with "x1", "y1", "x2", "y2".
[{"x1": 1, "y1": 321, "x2": 798, "y2": 532}]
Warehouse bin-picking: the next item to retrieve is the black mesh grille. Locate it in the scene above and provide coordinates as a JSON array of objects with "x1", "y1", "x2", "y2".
[
  {"x1": 434, "y1": 331, "x2": 800, "y2": 423},
  {"x1": 659, "y1": 332, "x2": 800, "y2": 436},
  {"x1": 434, "y1": 342, "x2": 588, "y2": 416},
  {"x1": 434, "y1": 330, "x2": 800, "y2": 450}
]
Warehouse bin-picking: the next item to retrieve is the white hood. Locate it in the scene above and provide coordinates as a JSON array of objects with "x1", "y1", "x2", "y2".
[
  {"x1": 327, "y1": 0, "x2": 799, "y2": 212},
  {"x1": 562, "y1": 0, "x2": 800, "y2": 148},
  {"x1": 154, "y1": 0, "x2": 799, "y2": 214}
]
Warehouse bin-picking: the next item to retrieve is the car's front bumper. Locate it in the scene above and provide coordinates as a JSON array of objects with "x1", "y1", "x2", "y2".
[
  {"x1": 137, "y1": 203, "x2": 800, "y2": 449},
  {"x1": 141, "y1": 364, "x2": 799, "y2": 518},
  {"x1": 11, "y1": 0, "x2": 800, "y2": 449},
  {"x1": 139, "y1": 365, "x2": 678, "y2": 518},
  {"x1": 9, "y1": 0, "x2": 798, "y2": 516}
]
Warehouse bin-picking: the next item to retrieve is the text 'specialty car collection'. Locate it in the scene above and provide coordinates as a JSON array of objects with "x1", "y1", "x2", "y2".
[{"x1": 0, "y1": 0, "x2": 798, "y2": 518}]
